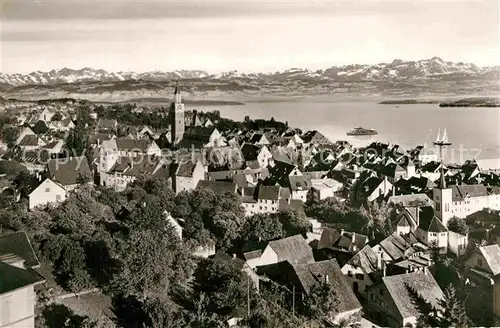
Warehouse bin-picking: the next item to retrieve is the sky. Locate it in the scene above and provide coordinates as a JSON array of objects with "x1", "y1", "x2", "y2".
[{"x1": 1, "y1": 0, "x2": 499, "y2": 74}]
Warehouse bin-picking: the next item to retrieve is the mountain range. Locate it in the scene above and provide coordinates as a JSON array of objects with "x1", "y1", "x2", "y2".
[
  {"x1": 1, "y1": 57, "x2": 498, "y2": 101},
  {"x1": 1, "y1": 57, "x2": 498, "y2": 87}
]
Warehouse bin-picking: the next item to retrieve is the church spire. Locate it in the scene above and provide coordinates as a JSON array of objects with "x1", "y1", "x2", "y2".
[
  {"x1": 173, "y1": 81, "x2": 181, "y2": 104},
  {"x1": 439, "y1": 164, "x2": 446, "y2": 189}
]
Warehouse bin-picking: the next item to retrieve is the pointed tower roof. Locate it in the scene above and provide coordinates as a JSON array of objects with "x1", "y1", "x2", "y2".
[
  {"x1": 439, "y1": 164, "x2": 446, "y2": 189},
  {"x1": 174, "y1": 80, "x2": 180, "y2": 95}
]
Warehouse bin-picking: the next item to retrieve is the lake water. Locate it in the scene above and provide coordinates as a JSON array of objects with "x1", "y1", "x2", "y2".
[{"x1": 212, "y1": 99, "x2": 500, "y2": 166}]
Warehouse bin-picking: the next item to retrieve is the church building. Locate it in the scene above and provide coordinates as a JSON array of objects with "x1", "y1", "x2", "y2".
[{"x1": 170, "y1": 83, "x2": 185, "y2": 146}]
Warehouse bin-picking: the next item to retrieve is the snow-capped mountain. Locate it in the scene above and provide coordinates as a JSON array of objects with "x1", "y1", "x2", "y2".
[{"x1": 0, "y1": 57, "x2": 498, "y2": 87}]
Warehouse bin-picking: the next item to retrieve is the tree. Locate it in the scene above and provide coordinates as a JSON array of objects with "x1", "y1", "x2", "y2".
[
  {"x1": 297, "y1": 150, "x2": 305, "y2": 172},
  {"x1": 437, "y1": 284, "x2": 469, "y2": 328},
  {"x1": 302, "y1": 280, "x2": 340, "y2": 321},
  {"x1": 33, "y1": 120, "x2": 49, "y2": 134},
  {"x1": 405, "y1": 283, "x2": 439, "y2": 328},
  {"x1": 448, "y1": 216, "x2": 469, "y2": 235},
  {"x1": 360, "y1": 201, "x2": 392, "y2": 239},
  {"x1": 65, "y1": 126, "x2": 88, "y2": 157},
  {"x1": 51, "y1": 112, "x2": 63, "y2": 121},
  {"x1": 0, "y1": 160, "x2": 28, "y2": 179},
  {"x1": 277, "y1": 210, "x2": 310, "y2": 237},
  {"x1": 0, "y1": 125, "x2": 19, "y2": 148},
  {"x1": 193, "y1": 256, "x2": 249, "y2": 315},
  {"x1": 41, "y1": 303, "x2": 98, "y2": 328},
  {"x1": 243, "y1": 213, "x2": 283, "y2": 242}
]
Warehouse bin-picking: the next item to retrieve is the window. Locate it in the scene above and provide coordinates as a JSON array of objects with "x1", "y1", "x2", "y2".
[
  {"x1": 478, "y1": 258, "x2": 483, "y2": 266},
  {"x1": 436, "y1": 203, "x2": 441, "y2": 211},
  {"x1": 2, "y1": 295, "x2": 12, "y2": 325},
  {"x1": 355, "y1": 273, "x2": 364, "y2": 280},
  {"x1": 347, "y1": 271, "x2": 352, "y2": 277},
  {"x1": 45, "y1": 187, "x2": 50, "y2": 192},
  {"x1": 56, "y1": 195, "x2": 61, "y2": 201},
  {"x1": 436, "y1": 196, "x2": 440, "y2": 201},
  {"x1": 259, "y1": 206, "x2": 262, "y2": 210}
]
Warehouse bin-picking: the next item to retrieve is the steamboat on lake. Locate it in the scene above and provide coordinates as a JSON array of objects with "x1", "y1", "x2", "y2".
[{"x1": 346, "y1": 127, "x2": 379, "y2": 136}]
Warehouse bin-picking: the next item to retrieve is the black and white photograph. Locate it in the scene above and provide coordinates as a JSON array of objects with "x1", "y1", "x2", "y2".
[{"x1": 0, "y1": 0, "x2": 499, "y2": 327}]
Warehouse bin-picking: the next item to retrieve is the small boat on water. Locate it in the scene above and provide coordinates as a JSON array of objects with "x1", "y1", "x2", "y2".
[{"x1": 346, "y1": 127, "x2": 378, "y2": 136}]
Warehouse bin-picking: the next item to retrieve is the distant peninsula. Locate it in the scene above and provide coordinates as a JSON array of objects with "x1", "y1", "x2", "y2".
[
  {"x1": 379, "y1": 99, "x2": 440, "y2": 105},
  {"x1": 122, "y1": 98, "x2": 245, "y2": 106},
  {"x1": 439, "y1": 97, "x2": 500, "y2": 107}
]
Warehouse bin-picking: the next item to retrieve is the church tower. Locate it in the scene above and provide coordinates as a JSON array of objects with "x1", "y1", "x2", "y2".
[
  {"x1": 433, "y1": 166, "x2": 453, "y2": 227},
  {"x1": 170, "y1": 83, "x2": 185, "y2": 146}
]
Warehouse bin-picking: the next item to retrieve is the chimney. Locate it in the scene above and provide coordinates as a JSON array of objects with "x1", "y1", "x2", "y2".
[
  {"x1": 232, "y1": 253, "x2": 236, "y2": 259},
  {"x1": 325, "y1": 275, "x2": 329, "y2": 284},
  {"x1": 424, "y1": 267, "x2": 429, "y2": 275},
  {"x1": 376, "y1": 251, "x2": 382, "y2": 270},
  {"x1": 382, "y1": 261, "x2": 386, "y2": 277}
]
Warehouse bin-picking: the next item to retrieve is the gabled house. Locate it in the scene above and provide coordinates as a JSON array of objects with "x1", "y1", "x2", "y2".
[
  {"x1": 115, "y1": 138, "x2": 162, "y2": 157},
  {"x1": 248, "y1": 132, "x2": 270, "y2": 146},
  {"x1": 365, "y1": 271, "x2": 444, "y2": 328},
  {"x1": 309, "y1": 178, "x2": 343, "y2": 201},
  {"x1": 172, "y1": 158, "x2": 205, "y2": 194},
  {"x1": 242, "y1": 185, "x2": 281, "y2": 216},
  {"x1": 38, "y1": 108, "x2": 55, "y2": 122},
  {"x1": 195, "y1": 180, "x2": 237, "y2": 196},
  {"x1": 103, "y1": 155, "x2": 170, "y2": 191},
  {"x1": 47, "y1": 156, "x2": 93, "y2": 191},
  {"x1": 245, "y1": 234, "x2": 314, "y2": 269},
  {"x1": 14, "y1": 127, "x2": 36, "y2": 146},
  {"x1": 241, "y1": 143, "x2": 273, "y2": 168},
  {"x1": 17, "y1": 135, "x2": 46, "y2": 151},
  {"x1": 301, "y1": 130, "x2": 331, "y2": 147},
  {"x1": 257, "y1": 259, "x2": 362, "y2": 325},
  {"x1": 317, "y1": 228, "x2": 369, "y2": 264},
  {"x1": 96, "y1": 119, "x2": 118, "y2": 132},
  {"x1": 465, "y1": 244, "x2": 500, "y2": 283},
  {"x1": 354, "y1": 176, "x2": 393, "y2": 203},
  {"x1": 341, "y1": 245, "x2": 383, "y2": 293},
  {"x1": 179, "y1": 126, "x2": 224, "y2": 149},
  {"x1": 0, "y1": 232, "x2": 45, "y2": 328},
  {"x1": 28, "y1": 178, "x2": 67, "y2": 210}
]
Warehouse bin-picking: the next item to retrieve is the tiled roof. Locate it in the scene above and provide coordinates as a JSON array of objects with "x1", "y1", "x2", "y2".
[
  {"x1": 382, "y1": 271, "x2": 444, "y2": 320},
  {"x1": 479, "y1": 244, "x2": 500, "y2": 276},
  {"x1": 2, "y1": 149, "x2": 52, "y2": 164},
  {"x1": 97, "y1": 119, "x2": 117, "y2": 129},
  {"x1": 288, "y1": 175, "x2": 311, "y2": 191},
  {"x1": 268, "y1": 235, "x2": 314, "y2": 265},
  {"x1": 116, "y1": 138, "x2": 154, "y2": 153},
  {"x1": 347, "y1": 245, "x2": 379, "y2": 274},
  {"x1": 294, "y1": 259, "x2": 361, "y2": 313},
  {"x1": 243, "y1": 250, "x2": 262, "y2": 261},
  {"x1": 318, "y1": 228, "x2": 341, "y2": 250},
  {"x1": 417, "y1": 206, "x2": 447, "y2": 233},
  {"x1": 196, "y1": 180, "x2": 236, "y2": 195},
  {"x1": 257, "y1": 185, "x2": 280, "y2": 201},
  {"x1": 109, "y1": 156, "x2": 165, "y2": 177},
  {"x1": 47, "y1": 156, "x2": 92, "y2": 186},
  {"x1": 388, "y1": 194, "x2": 433, "y2": 207},
  {"x1": 377, "y1": 232, "x2": 418, "y2": 261},
  {"x1": 241, "y1": 143, "x2": 261, "y2": 161},
  {"x1": 18, "y1": 135, "x2": 40, "y2": 146},
  {"x1": 0, "y1": 262, "x2": 45, "y2": 294},
  {"x1": 0, "y1": 231, "x2": 40, "y2": 268},
  {"x1": 451, "y1": 184, "x2": 489, "y2": 201},
  {"x1": 175, "y1": 160, "x2": 200, "y2": 178},
  {"x1": 278, "y1": 199, "x2": 305, "y2": 213}
]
